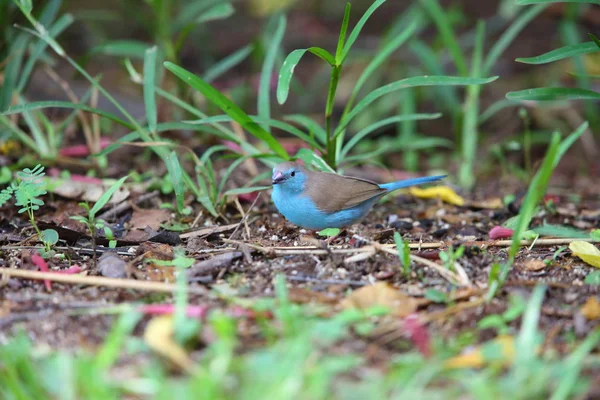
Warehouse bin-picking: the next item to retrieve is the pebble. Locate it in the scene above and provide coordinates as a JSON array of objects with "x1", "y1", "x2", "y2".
[
  {"x1": 270, "y1": 235, "x2": 279, "y2": 241},
  {"x1": 391, "y1": 220, "x2": 413, "y2": 231}
]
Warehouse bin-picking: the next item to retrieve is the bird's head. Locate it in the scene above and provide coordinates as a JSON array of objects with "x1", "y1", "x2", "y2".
[{"x1": 272, "y1": 162, "x2": 307, "y2": 193}]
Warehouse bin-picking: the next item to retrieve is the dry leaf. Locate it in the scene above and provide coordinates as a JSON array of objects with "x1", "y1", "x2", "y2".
[
  {"x1": 341, "y1": 282, "x2": 418, "y2": 317},
  {"x1": 444, "y1": 335, "x2": 515, "y2": 369},
  {"x1": 47, "y1": 177, "x2": 129, "y2": 204},
  {"x1": 467, "y1": 198, "x2": 504, "y2": 209},
  {"x1": 569, "y1": 241, "x2": 600, "y2": 268},
  {"x1": 129, "y1": 208, "x2": 171, "y2": 231},
  {"x1": 520, "y1": 259, "x2": 546, "y2": 271},
  {"x1": 409, "y1": 186, "x2": 465, "y2": 206},
  {"x1": 144, "y1": 315, "x2": 196, "y2": 373},
  {"x1": 580, "y1": 297, "x2": 600, "y2": 320}
]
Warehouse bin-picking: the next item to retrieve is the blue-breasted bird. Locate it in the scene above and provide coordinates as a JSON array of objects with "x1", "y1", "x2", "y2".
[{"x1": 271, "y1": 162, "x2": 446, "y2": 230}]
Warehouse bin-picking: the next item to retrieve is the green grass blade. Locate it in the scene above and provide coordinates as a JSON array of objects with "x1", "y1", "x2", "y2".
[
  {"x1": 551, "y1": 329, "x2": 600, "y2": 400},
  {"x1": 347, "y1": 20, "x2": 418, "y2": 110},
  {"x1": 590, "y1": 33, "x2": 600, "y2": 49},
  {"x1": 340, "y1": 113, "x2": 442, "y2": 159},
  {"x1": 165, "y1": 151, "x2": 186, "y2": 214},
  {"x1": 89, "y1": 175, "x2": 129, "y2": 218},
  {"x1": 515, "y1": 285, "x2": 545, "y2": 369},
  {"x1": 459, "y1": 20, "x2": 485, "y2": 189},
  {"x1": 337, "y1": 75, "x2": 498, "y2": 136},
  {"x1": 478, "y1": 99, "x2": 519, "y2": 124},
  {"x1": 17, "y1": 13, "x2": 74, "y2": 93},
  {"x1": 335, "y1": 3, "x2": 352, "y2": 64},
  {"x1": 555, "y1": 121, "x2": 587, "y2": 167},
  {"x1": 419, "y1": 0, "x2": 468, "y2": 76},
  {"x1": 0, "y1": 33, "x2": 30, "y2": 110},
  {"x1": 88, "y1": 39, "x2": 148, "y2": 59},
  {"x1": 340, "y1": 0, "x2": 387, "y2": 63},
  {"x1": 482, "y1": 4, "x2": 547, "y2": 74},
  {"x1": 516, "y1": 0, "x2": 600, "y2": 4},
  {"x1": 259, "y1": 15, "x2": 286, "y2": 133},
  {"x1": 196, "y1": 2, "x2": 234, "y2": 23},
  {"x1": 165, "y1": 61, "x2": 289, "y2": 160},
  {"x1": 143, "y1": 46, "x2": 158, "y2": 133},
  {"x1": 185, "y1": 115, "x2": 323, "y2": 151},
  {"x1": 506, "y1": 87, "x2": 600, "y2": 101},
  {"x1": 409, "y1": 40, "x2": 461, "y2": 114},
  {"x1": 284, "y1": 114, "x2": 327, "y2": 145},
  {"x1": 516, "y1": 42, "x2": 599, "y2": 65},
  {"x1": 277, "y1": 47, "x2": 335, "y2": 105},
  {"x1": 1, "y1": 101, "x2": 136, "y2": 129},
  {"x1": 487, "y1": 132, "x2": 561, "y2": 300},
  {"x1": 94, "y1": 310, "x2": 141, "y2": 370},
  {"x1": 204, "y1": 45, "x2": 253, "y2": 83},
  {"x1": 295, "y1": 148, "x2": 336, "y2": 173}
]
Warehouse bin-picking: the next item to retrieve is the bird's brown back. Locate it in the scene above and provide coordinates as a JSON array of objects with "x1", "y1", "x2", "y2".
[{"x1": 304, "y1": 170, "x2": 386, "y2": 213}]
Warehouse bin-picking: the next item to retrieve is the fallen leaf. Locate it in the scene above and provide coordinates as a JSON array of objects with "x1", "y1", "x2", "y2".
[
  {"x1": 569, "y1": 241, "x2": 600, "y2": 268},
  {"x1": 341, "y1": 282, "x2": 418, "y2": 317},
  {"x1": 520, "y1": 259, "x2": 546, "y2": 271},
  {"x1": 467, "y1": 198, "x2": 504, "y2": 209},
  {"x1": 129, "y1": 208, "x2": 171, "y2": 231},
  {"x1": 409, "y1": 186, "x2": 465, "y2": 206},
  {"x1": 444, "y1": 335, "x2": 515, "y2": 369},
  {"x1": 31, "y1": 253, "x2": 52, "y2": 291},
  {"x1": 144, "y1": 315, "x2": 196, "y2": 373},
  {"x1": 140, "y1": 304, "x2": 210, "y2": 319},
  {"x1": 489, "y1": 226, "x2": 514, "y2": 240},
  {"x1": 404, "y1": 314, "x2": 430, "y2": 357},
  {"x1": 47, "y1": 177, "x2": 129, "y2": 204},
  {"x1": 580, "y1": 297, "x2": 600, "y2": 320}
]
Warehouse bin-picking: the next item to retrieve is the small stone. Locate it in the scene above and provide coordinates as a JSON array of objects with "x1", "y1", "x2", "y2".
[
  {"x1": 258, "y1": 226, "x2": 266, "y2": 232},
  {"x1": 391, "y1": 220, "x2": 413, "y2": 231},
  {"x1": 97, "y1": 252, "x2": 127, "y2": 279},
  {"x1": 387, "y1": 214, "x2": 399, "y2": 225},
  {"x1": 270, "y1": 235, "x2": 279, "y2": 241}
]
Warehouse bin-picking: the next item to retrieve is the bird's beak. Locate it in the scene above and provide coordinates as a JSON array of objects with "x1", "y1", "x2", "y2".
[{"x1": 272, "y1": 171, "x2": 285, "y2": 185}]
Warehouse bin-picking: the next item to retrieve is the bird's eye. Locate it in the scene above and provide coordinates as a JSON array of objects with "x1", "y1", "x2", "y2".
[{"x1": 290, "y1": 171, "x2": 296, "y2": 177}]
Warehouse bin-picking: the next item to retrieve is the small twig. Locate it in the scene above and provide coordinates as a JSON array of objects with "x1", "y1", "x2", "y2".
[
  {"x1": 0, "y1": 267, "x2": 208, "y2": 294},
  {"x1": 97, "y1": 190, "x2": 160, "y2": 221},
  {"x1": 286, "y1": 275, "x2": 367, "y2": 287},
  {"x1": 229, "y1": 193, "x2": 260, "y2": 241}
]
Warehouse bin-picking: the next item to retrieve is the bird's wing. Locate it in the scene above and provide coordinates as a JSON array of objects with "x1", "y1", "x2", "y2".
[{"x1": 304, "y1": 171, "x2": 386, "y2": 213}]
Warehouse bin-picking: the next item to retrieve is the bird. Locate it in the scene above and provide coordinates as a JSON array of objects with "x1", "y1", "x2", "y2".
[{"x1": 271, "y1": 161, "x2": 446, "y2": 230}]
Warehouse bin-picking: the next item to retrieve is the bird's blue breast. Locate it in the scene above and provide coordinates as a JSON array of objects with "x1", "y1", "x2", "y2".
[{"x1": 271, "y1": 185, "x2": 376, "y2": 230}]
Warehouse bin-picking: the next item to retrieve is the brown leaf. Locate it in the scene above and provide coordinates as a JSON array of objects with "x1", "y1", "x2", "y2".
[
  {"x1": 129, "y1": 208, "x2": 171, "y2": 231},
  {"x1": 580, "y1": 297, "x2": 600, "y2": 320},
  {"x1": 341, "y1": 282, "x2": 418, "y2": 317},
  {"x1": 47, "y1": 177, "x2": 129, "y2": 204},
  {"x1": 520, "y1": 259, "x2": 546, "y2": 271}
]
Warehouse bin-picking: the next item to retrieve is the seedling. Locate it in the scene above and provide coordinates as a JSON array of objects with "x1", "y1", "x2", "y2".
[
  {"x1": 439, "y1": 245, "x2": 465, "y2": 271},
  {"x1": 478, "y1": 294, "x2": 526, "y2": 335},
  {"x1": 394, "y1": 232, "x2": 411, "y2": 277},
  {"x1": 0, "y1": 164, "x2": 58, "y2": 255},
  {"x1": 70, "y1": 175, "x2": 128, "y2": 266}
]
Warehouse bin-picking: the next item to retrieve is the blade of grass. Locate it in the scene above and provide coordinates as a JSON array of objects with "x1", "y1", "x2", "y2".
[
  {"x1": 1, "y1": 101, "x2": 136, "y2": 129},
  {"x1": 487, "y1": 132, "x2": 561, "y2": 300},
  {"x1": 165, "y1": 62, "x2": 289, "y2": 160},
  {"x1": 516, "y1": 0, "x2": 600, "y2": 5},
  {"x1": 340, "y1": 113, "x2": 442, "y2": 159},
  {"x1": 516, "y1": 42, "x2": 599, "y2": 65},
  {"x1": 259, "y1": 15, "x2": 286, "y2": 133},
  {"x1": 419, "y1": 0, "x2": 468, "y2": 76},
  {"x1": 506, "y1": 87, "x2": 600, "y2": 101},
  {"x1": 482, "y1": 4, "x2": 547, "y2": 74},
  {"x1": 336, "y1": 75, "x2": 498, "y2": 136},
  {"x1": 283, "y1": 114, "x2": 327, "y2": 145},
  {"x1": 185, "y1": 114, "x2": 323, "y2": 151},
  {"x1": 204, "y1": 45, "x2": 253, "y2": 83},
  {"x1": 335, "y1": 3, "x2": 352, "y2": 64},
  {"x1": 459, "y1": 20, "x2": 485, "y2": 189},
  {"x1": 339, "y1": 0, "x2": 387, "y2": 63},
  {"x1": 143, "y1": 46, "x2": 158, "y2": 133}
]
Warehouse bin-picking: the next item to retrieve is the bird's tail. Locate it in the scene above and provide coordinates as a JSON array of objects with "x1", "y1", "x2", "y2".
[{"x1": 379, "y1": 175, "x2": 446, "y2": 192}]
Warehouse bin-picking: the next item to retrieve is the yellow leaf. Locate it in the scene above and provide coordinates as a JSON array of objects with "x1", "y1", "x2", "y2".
[
  {"x1": 444, "y1": 335, "x2": 515, "y2": 369},
  {"x1": 409, "y1": 186, "x2": 465, "y2": 206},
  {"x1": 581, "y1": 297, "x2": 600, "y2": 320},
  {"x1": 569, "y1": 241, "x2": 600, "y2": 268},
  {"x1": 340, "y1": 282, "x2": 418, "y2": 317},
  {"x1": 144, "y1": 315, "x2": 196, "y2": 373}
]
